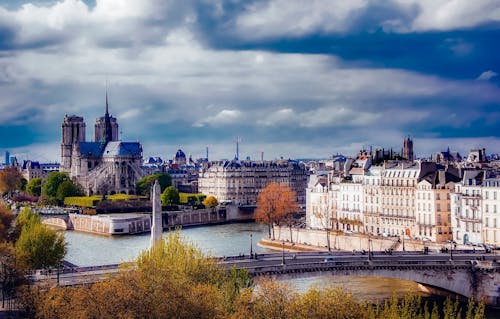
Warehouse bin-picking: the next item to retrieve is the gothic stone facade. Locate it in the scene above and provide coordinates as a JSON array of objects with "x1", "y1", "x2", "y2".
[{"x1": 60, "y1": 100, "x2": 144, "y2": 195}]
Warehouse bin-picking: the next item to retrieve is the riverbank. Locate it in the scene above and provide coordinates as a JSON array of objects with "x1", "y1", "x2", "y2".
[{"x1": 259, "y1": 226, "x2": 481, "y2": 253}]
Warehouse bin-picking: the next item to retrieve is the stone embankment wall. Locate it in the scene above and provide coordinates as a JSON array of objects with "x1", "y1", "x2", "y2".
[
  {"x1": 162, "y1": 208, "x2": 227, "y2": 228},
  {"x1": 268, "y1": 226, "x2": 456, "y2": 252}
]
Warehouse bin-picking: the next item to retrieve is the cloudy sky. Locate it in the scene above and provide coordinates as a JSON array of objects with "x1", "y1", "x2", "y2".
[{"x1": 1, "y1": 0, "x2": 500, "y2": 162}]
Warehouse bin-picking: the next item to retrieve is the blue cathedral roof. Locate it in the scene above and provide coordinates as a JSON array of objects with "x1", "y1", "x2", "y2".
[
  {"x1": 79, "y1": 142, "x2": 104, "y2": 157},
  {"x1": 103, "y1": 141, "x2": 142, "y2": 157},
  {"x1": 78, "y1": 141, "x2": 142, "y2": 158}
]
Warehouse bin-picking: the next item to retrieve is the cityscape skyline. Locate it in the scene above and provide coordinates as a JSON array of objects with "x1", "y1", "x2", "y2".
[{"x1": 1, "y1": 1, "x2": 500, "y2": 162}]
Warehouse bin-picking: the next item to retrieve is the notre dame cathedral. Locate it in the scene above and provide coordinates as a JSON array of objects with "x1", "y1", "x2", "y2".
[{"x1": 60, "y1": 94, "x2": 144, "y2": 195}]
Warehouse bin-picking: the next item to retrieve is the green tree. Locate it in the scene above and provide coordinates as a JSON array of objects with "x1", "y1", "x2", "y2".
[
  {"x1": 136, "y1": 173, "x2": 172, "y2": 196},
  {"x1": 203, "y1": 196, "x2": 219, "y2": 208},
  {"x1": 161, "y1": 186, "x2": 180, "y2": 206},
  {"x1": 0, "y1": 166, "x2": 23, "y2": 196},
  {"x1": 26, "y1": 178, "x2": 42, "y2": 197},
  {"x1": 16, "y1": 219, "x2": 67, "y2": 270},
  {"x1": 42, "y1": 172, "x2": 71, "y2": 198},
  {"x1": 56, "y1": 180, "x2": 80, "y2": 202},
  {"x1": 20, "y1": 178, "x2": 27, "y2": 192}
]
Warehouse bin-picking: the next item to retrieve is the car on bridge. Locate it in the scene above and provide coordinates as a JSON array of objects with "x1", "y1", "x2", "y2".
[{"x1": 324, "y1": 257, "x2": 336, "y2": 263}]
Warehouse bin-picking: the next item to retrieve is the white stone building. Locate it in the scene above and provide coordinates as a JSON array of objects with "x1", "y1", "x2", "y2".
[
  {"x1": 450, "y1": 170, "x2": 484, "y2": 245},
  {"x1": 198, "y1": 160, "x2": 307, "y2": 206},
  {"x1": 482, "y1": 178, "x2": 500, "y2": 246},
  {"x1": 306, "y1": 173, "x2": 329, "y2": 229}
]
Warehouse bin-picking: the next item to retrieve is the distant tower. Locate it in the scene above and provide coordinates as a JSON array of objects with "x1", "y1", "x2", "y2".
[
  {"x1": 234, "y1": 136, "x2": 241, "y2": 161},
  {"x1": 206, "y1": 145, "x2": 209, "y2": 161},
  {"x1": 403, "y1": 136, "x2": 414, "y2": 161},
  {"x1": 149, "y1": 180, "x2": 162, "y2": 250},
  {"x1": 4, "y1": 151, "x2": 9, "y2": 166},
  {"x1": 61, "y1": 115, "x2": 86, "y2": 172},
  {"x1": 94, "y1": 92, "x2": 119, "y2": 143}
]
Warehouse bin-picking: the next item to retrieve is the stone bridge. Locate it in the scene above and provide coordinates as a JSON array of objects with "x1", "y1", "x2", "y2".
[
  {"x1": 41, "y1": 214, "x2": 72, "y2": 230},
  {"x1": 224, "y1": 252, "x2": 500, "y2": 307}
]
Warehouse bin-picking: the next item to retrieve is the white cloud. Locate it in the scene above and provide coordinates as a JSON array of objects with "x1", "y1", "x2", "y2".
[
  {"x1": 233, "y1": 0, "x2": 500, "y2": 39},
  {"x1": 193, "y1": 109, "x2": 243, "y2": 127},
  {"x1": 477, "y1": 70, "x2": 498, "y2": 81},
  {"x1": 407, "y1": 0, "x2": 500, "y2": 32},
  {"x1": 236, "y1": 0, "x2": 369, "y2": 39}
]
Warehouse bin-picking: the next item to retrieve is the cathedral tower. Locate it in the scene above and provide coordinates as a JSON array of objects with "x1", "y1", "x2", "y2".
[
  {"x1": 403, "y1": 136, "x2": 414, "y2": 161},
  {"x1": 61, "y1": 115, "x2": 86, "y2": 172},
  {"x1": 94, "y1": 92, "x2": 119, "y2": 143}
]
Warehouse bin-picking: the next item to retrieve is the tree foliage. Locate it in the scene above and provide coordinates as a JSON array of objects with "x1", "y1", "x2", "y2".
[
  {"x1": 0, "y1": 204, "x2": 15, "y2": 242},
  {"x1": 0, "y1": 242, "x2": 27, "y2": 308},
  {"x1": 255, "y1": 183, "x2": 299, "y2": 239},
  {"x1": 136, "y1": 173, "x2": 172, "y2": 196},
  {"x1": 0, "y1": 166, "x2": 23, "y2": 196},
  {"x1": 56, "y1": 180, "x2": 81, "y2": 202},
  {"x1": 15, "y1": 213, "x2": 67, "y2": 270},
  {"x1": 42, "y1": 172, "x2": 71, "y2": 198},
  {"x1": 161, "y1": 186, "x2": 180, "y2": 206},
  {"x1": 26, "y1": 178, "x2": 42, "y2": 197},
  {"x1": 203, "y1": 195, "x2": 219, "y2": 208},
  {"x1": 21, "y1": 231, "x2": 251, "y2": 319}
]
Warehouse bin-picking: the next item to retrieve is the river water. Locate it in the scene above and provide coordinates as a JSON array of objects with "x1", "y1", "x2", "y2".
[
  {"x1": 64, "y1": 222, "x2": 428, "y2": 300},
  {"x1": 63, "y1": 222, "x2": 499, "y2": 317}
]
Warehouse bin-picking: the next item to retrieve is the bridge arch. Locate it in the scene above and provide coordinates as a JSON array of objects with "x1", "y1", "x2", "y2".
[{"x1": 247, "y1": 262, "x2": 499, "y2": 307}]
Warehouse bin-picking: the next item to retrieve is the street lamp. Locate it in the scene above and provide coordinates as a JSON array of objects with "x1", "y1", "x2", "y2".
[
  {"x1": 402, "y1": 230, "x2": 406, "y2": 252},
  {"x1": 282, "y1": 240, "x2": 285, "y2": 265},
  {"x1": 250, "y1": 234, "x2": 253, "y2": 258},
  {"x1": 450, "y1": 240, "x2": 453, "y2": 261},
  {"x1": 368, "y1": 234, "x2": 372, "y2": 261}
]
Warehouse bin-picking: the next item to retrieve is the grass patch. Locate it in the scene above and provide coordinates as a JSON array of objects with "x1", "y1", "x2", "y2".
[
  {"x1": 179, "y1": 193, "x2": 206, "y2": 205},
  {"x1": 64, "y1": 194, "x2": 147, "y2": 207}
]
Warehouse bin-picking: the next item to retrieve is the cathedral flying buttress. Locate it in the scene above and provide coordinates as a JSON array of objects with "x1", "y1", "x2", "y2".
[{"x1": 60, "y1": 95, "x2": 144, "y2": 195}]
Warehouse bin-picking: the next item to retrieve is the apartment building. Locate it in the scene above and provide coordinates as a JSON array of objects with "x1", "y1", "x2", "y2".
[{"x1": 198, "y1": 160, "x2": 308, "y2": 206}]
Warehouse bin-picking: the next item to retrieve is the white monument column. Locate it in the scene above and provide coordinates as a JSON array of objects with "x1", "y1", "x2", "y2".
[{"x1": 149, "y1": 180, "x2": 162, "y2": 249}]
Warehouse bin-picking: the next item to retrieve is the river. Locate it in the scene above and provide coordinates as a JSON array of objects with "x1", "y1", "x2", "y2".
[{"x1": 63, "y1": 222, "x2": 499, "y2": 318}]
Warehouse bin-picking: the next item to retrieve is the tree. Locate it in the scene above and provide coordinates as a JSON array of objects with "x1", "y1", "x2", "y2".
[
  {"x1": 203, "y1": 196, "x2": 219, "y2": 209},
  {"x1": 161, "y1": 186, "x2": 180, "y2": 206},
  {"x1": 0, "y1": 166, "x2": 23, "y2": 196},
  {"x1": 136, "y1": 173, "x2": 172, "y2": 196},
  {"x1": 0, "y1": 242, "x2": 26, "y2": 309},
  {"x1": 42, "y1": 172, "x2": 70, "y2": 198},
  {"x1": 0, "y1": 205, "x2": 15, "y2": 242},
  {"x1": 26, "y1": 178, "x2": 42, "y2": 197},
  {"x1": 56, "y1": 180, "x2": 80, "y2": 202},
  {"x1": 16, "y1": 219, "x2": 67, "y2": 270},
  {"x1": 255, "y1": 183, "x2": 299, "y2": 240}
]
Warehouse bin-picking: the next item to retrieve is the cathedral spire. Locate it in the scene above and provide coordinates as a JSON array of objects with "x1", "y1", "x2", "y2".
[
  {"x1": 104, "y1": 90, "x2": 112, "y2": 143},
  {"x1": 105, "y1": 90, "x2": 109, "y2": 116}
]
